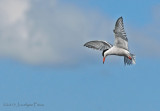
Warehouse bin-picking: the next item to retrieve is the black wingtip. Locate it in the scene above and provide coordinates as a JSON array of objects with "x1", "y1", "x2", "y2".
[
  {"x1": 115, "y1": 16, "x2": 123, "y2": 24},
  {"x1": 119, "y1": 16, "x2": 123, "y2": 20}
]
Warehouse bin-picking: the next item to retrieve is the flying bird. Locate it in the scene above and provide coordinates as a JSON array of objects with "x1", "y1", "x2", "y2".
[{"x1": 84, "y1": 17, "x2": 135, "y2": 65}]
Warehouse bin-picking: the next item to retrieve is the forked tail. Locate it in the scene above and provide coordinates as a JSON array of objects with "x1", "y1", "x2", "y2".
[{"x1": 124, "y1": 53, "x2": 136, "y2": 65}]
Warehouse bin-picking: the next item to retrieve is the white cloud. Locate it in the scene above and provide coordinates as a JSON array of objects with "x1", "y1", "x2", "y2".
[
  {"x1": 0, "y1": 0, "x2": 159, "y2": 65},
  {"x1": 0, "y1": 0, "x2": 113, "y2": 64},
  {"x1": 0, "y1": 0, "x2": 30, "y2": 25}
]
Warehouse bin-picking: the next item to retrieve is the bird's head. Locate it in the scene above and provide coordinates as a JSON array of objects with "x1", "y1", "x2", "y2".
[{"x1": 102, "y1": 49, "x2": 108, "y2": 64}]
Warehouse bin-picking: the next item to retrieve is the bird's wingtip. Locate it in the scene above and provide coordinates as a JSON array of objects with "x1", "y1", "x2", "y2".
[
  {"x1": 84, "y1": 43, "x2": 87, "y2": 46},
  {"x1": 119, "y1": 16, "x2": 123, "y2": 19},
  {"x1": 116, "y1": 16, "x2": 123, "y2": 21}
]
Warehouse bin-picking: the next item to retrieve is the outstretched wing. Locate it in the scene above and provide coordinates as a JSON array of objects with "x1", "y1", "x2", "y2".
[
  {"x1": 84, "y1": 40, "x2": 112, "y2": 51},
  {"x1": 113, "y1": 17, "x2": 128, "y2": 50}
]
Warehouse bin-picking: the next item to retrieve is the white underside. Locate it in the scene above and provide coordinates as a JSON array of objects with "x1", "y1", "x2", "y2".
[
  {"x1": 104, "y1": 46, "x2": 129, "y2": 57},
  {"x1": 104, "y1": 46, "x2": 136, "y2": 64}
]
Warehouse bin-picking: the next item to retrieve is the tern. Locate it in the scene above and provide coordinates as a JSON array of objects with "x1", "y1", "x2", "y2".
[{"x1": 84, "y1": 17, "x2": 135, "y2": 65}]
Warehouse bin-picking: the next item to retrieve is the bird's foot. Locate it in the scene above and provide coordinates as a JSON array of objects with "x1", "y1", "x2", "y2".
[{"x1": 128, "y1": 56, "x2": 132, "y2": 60}]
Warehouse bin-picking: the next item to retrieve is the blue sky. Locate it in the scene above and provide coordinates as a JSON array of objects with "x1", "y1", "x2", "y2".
[{"x1": 0, "y1": 0, "x2": 160, "y2": 111}]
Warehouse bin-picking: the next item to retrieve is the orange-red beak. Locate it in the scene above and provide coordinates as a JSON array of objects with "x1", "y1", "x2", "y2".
[{"x1": 103, "y1": 57, "x2": 105, "y2": 64}]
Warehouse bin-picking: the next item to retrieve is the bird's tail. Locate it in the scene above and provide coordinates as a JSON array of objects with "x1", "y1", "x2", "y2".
[
  {"x1": 124, "y1": 53, "x2": 136, "y2": 65},
  {"x1": 131, "y1": 54, "x2": 136, "y2": 64}
]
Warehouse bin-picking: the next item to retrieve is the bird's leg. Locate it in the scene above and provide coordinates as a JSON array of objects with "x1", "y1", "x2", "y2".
[{"x1": 128, "y1": 56, "x2": 132, "y2": 60}]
